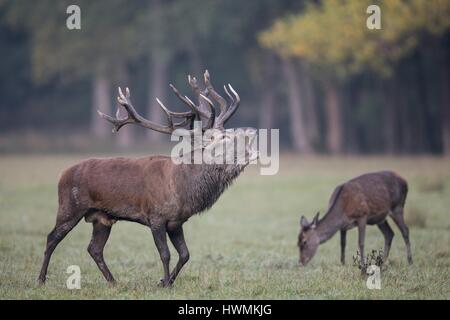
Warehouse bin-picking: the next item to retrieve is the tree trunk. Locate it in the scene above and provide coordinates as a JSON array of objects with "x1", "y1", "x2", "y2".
[
  {"x1": 259, "y1": 53, "x2": 276, "y2": 130},
  {"x1": 300, "y1": 61, "x2": 319, "y2": 147},
  {"x1": 344, "y1": 80, "x2": 361, "y2": 154},
  {"x1": 115, "y1": 62, "x2": 134, "y2": 148},
  {"x1": 399, "y1": 77, "x2": 413, "y2": 154},
  {"x1": 91, "y1": 73, "x2": 111, "y2": 140},
  {"x1": 323, "y1": 80, "x2": 343, "y2": 154},
  {"x1": 441, "y1": 53, "x2": 450, "y2": 155},
  {"x1": 187, "y1": 41, "x2": 203, "y2": 78},
  {"x1": 147, "y1": 0, "x2": 169, "y2": 143},
  {"x1": 147, "y1": 53, "x2": 169, "y2": 142},
  {"x1": 282, "y1": 58, "x2": 313, "y2": 154},
  {"x1": 381, "y1": 79, "x2": 397, "y2": 154}
]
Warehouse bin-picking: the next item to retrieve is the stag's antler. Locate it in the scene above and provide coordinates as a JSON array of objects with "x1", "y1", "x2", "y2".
[
  {"x1": 98, "y1": 87, "x2": 194, "y2": 134},
  {"x1": 182, "y1": 70, "x2": 241, "y2": 130},
  {"x1": 98, "y1": 71, "x2": 241, "y2": 134},
  {"x1": 202, "y1": 70, "x2": 240, "y2": 129}
]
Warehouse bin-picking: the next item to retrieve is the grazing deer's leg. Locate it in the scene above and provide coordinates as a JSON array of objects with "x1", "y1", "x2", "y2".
[
  {"x1": 377, "y1": 220, "x2": 394, "y2": 263},
  {"x1": 357, "y1": 219, "x2": 366, "y2": 272},
  {"x1": 340, "y1": 229, "x2": 347, "y2": 265},
  {"x1": 167, "y1": 225, "x2": 190, "y2": 285},
  {"x1": 150, "y1": 224, "x2": 171, "y2": 287},
  {"x1": 38, "y1": 208, "x2": 83, "y2": 284},
  {"x1": 391, "y1": 206, "x2": 413, "y2": 265},
  {"x1": 87, "y1": 221, "x2": 115, "y2": 283}
]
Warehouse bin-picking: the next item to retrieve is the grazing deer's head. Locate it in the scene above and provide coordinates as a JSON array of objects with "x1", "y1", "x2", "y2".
[
  {"x1": 98, "y1": 70, "x2": 258, "y2": 164},
  {"x1": 298, "y1": 212, "x2": 320, "y2": 266}
]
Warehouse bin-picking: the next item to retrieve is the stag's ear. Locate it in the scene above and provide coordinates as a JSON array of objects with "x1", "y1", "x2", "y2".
[
  {"x1": 312, "y1": 212, "x2": 320, "y2": 227},
  {"x1": 300, "y1": 216, "x2": 309, "y2": 228}
]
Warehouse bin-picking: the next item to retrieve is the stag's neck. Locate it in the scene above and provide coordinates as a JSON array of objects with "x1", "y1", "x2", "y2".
[
  {"x1": 175, "y1": 163, "x2": 246, "y2": 215},
  {"x1": 316, "y1": 205, "x2": 344, "y2": 244}
]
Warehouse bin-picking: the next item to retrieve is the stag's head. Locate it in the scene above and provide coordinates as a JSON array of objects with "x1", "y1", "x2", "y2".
[
  {"x1": 298, "y1": 212, "x2": 320, "y2": 266},
  {"x1": 98, "y1": 70, "x2": 258, "y2": 164}
]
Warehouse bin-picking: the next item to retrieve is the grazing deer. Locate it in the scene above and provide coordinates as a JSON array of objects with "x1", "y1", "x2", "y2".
[
  {"x1": 298, "y1": 171, "x2": 412, "y2": 268},
  {"x1": 38, "y1": 71, "x2": 257, "y2": 286}
]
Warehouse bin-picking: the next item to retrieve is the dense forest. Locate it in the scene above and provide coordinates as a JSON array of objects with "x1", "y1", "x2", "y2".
[{"x1": 0, "y1": 0, "x2": 449, "y2": 154}]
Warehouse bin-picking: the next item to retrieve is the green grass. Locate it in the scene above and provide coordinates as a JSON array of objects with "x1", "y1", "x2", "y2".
[{"x1": 0, "y1": 154, "x2": 449, "y2": 299}]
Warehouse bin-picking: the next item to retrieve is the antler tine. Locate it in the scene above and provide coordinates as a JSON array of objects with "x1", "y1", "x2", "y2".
[
  {"x1": 155, "y1": 98, "x2": 198, "y2": 129},
  {"x1": 155, "y1": 98, "x2": 174, "y2": 129},
  {"x1": 98, "y1": 87, "x2": 179, "y2": 134},
  {"x1": 215, "y1": 83, "x2": 241, "y2": 128},
  {"x1": 188, "y1": 75, "x2": 200, "y2": 96},
  {"x1": 97, "y1": 108, "x2": 131, "y2": 133},
  {"x1": 199, "y1": 94, "x2": 215, "y2": 129},
  {"x1": 223, "y1": 84, "x2": 234, "y2": 103},
  {"x1": 203, "y1": 70, "x2": 227, "y2": 120},
  {"x1": 169, "y1": 83, "x2": 205, "y2": 120},
  {"x1": 222, "y1": 84, "x2": 240, "y2": 123}
]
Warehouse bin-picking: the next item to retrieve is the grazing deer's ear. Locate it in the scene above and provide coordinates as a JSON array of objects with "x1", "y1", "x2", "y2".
[
  {"x1": 312, "y1": 212, "x2": 320, "y2": 226},
  {"x1": 300, "y1": 216, "x2": 309, "y2": 228}
]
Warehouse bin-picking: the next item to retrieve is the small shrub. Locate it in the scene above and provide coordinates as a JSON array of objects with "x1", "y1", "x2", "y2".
[{"x1": 352, "y1": 249, "x2": 385, "y2": 273}]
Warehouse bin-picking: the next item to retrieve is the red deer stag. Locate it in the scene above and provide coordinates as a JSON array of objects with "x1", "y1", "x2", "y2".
[
  {"x1": 298, "y1": 171, "x2": 412, "y2": 268},
  {"x1": 38, "y1": 71, "x2": 257, "y2": 286}
]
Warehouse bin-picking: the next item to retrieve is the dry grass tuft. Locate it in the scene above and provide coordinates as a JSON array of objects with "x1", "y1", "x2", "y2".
[
  {"x1": 405, "y1": 207, "x2": 427, "y2": 229},
  {"x1": 417, "y1": 177, "x2": 445, "y2": 193}
]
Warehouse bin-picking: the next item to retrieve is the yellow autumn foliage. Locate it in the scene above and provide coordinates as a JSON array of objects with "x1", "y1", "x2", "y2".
[{"x1": 259, "y1": 0, "x2": 450, "y2": 77}]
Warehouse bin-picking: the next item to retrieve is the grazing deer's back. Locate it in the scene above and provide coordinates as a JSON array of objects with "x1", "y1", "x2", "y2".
[{"x1": 339, "y1": 171, "x2": 408, "y2": 222}]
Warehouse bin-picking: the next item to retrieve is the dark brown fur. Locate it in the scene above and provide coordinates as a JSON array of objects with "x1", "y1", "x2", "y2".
[
  {"x1": 38, "y1": 70, "x2": 255, "y2": 286},
  {"x1": 38, "y1": 155, "x2": 245, "y2": 286},
  {"x1": 299, "y1": 171, "x2": 412, "y2": 267}
]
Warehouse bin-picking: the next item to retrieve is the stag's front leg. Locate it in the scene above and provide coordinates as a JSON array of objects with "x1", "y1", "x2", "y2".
[
  {"x1": 167, "y1": 225, "x2": 190, "y2": 285},
  {"x1": 150, "y1": 224, "x2": 171, "y2": 287}
]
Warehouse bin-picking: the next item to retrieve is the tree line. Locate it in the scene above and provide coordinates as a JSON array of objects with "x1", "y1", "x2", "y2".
[{"x1": 0, "y1": 0, "x2": 449, "y2": 154}]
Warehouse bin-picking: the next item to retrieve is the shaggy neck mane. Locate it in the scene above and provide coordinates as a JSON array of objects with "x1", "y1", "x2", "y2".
[{"x1": 175, "y1": 163, "x2": 245, "y2": 215}]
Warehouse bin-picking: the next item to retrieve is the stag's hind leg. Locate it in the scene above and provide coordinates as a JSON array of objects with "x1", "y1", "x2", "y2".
[
  {"x1": 87, "y1": 217, "x2": 115, "y2": 283},
  {"x1": 391, "y1": 205, "x2": 413, "y2": 265},
  {"x1": 38, "y1": 207, "x2": 84, "y2": 284},
  {"x1": 340, "y1": 229, "x2": 347, "y2": 265}
]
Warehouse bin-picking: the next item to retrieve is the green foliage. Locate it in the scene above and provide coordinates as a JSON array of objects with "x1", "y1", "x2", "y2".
[
  {"x1": 1, "y1": 0, "x2": 146, "y2": 82},
  {"x1": 260, "y1": 0, "x2": 450, "y2": 77},
  {"x1": 0, "y1": 0, "x2": 448, "y2": 154}
]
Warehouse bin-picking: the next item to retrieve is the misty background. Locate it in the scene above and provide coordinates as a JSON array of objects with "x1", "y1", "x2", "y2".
[{"x1": 0, "y1": 0, "x2": 449, "y2": 155}]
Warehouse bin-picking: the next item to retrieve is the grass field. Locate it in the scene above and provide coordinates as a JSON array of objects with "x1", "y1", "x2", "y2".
[{"x1": 0, "y1": 154, "x2": 449, "y2": 299}]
